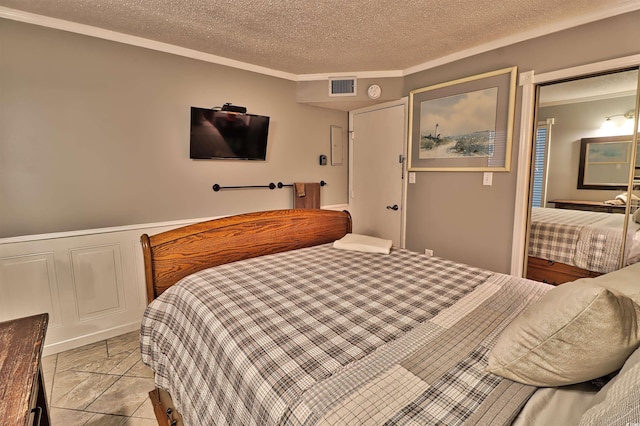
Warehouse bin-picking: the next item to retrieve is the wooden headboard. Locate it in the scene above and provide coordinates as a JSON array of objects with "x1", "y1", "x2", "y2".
[{"x1": 141, "y1": 209, "x2": 352, "y2": 303}]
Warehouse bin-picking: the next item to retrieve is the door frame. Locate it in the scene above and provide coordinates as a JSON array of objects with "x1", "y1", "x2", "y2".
[
  {"x1": 348, "y1": 97, "x2": 409, "y2": 248},
  {"x1": 510, "y1": 54, "x2": 640, "y2": 276}
]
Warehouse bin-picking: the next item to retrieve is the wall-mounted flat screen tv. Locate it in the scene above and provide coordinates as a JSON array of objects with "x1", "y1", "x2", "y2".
[{"x1": 190, "y1": 107, "x2": 270, "y2": 160}]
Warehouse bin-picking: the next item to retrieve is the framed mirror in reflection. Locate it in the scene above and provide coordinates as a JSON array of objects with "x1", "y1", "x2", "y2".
[{"x1": 577, "y1": 135, "x2": 639, "y2": 190}]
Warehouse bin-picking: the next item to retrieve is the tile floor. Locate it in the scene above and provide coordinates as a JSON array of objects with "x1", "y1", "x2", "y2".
[{"x1": 42, "y1": 331, "x2": 157, "y2": 425}]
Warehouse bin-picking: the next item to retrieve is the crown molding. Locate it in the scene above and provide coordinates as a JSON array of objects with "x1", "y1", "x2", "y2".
[
  {"x1": 2, "y1": 2, "x2": 640, "y2": 81},
  {"x1": 402, "y1": 1, "x2": 640, "y2": 76},
  {"x1": 296, "y1": 70, "x2": 404, "y2": 81},
  {"x1": 0, "y1": 6, "x2": 299, "y2": 81}
]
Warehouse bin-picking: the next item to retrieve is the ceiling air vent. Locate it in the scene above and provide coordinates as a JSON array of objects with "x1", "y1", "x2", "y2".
[{"x1": 329, "y1": 77, "x2": 357, "y2": 97}]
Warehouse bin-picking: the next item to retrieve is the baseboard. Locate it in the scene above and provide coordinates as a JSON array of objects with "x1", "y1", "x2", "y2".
[{"x1": 42, "y1": 320, "x2": 142, "y2": 356}]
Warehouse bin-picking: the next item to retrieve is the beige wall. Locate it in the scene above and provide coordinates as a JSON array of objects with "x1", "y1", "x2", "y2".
[
  {"x1": 403, "y1": 11, "x2": 640, "y2": 273},
  {"x1": 3, "y1": 10, "x2": 640, "y2": 272},
  {"x1": 0, "y1": 19, "x2": 349, "y2": 238}
]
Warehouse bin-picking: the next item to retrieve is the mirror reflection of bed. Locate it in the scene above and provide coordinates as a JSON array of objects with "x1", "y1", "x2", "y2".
[{"x1": 526, "y1": 69, "x2": 640, "y2": 285}]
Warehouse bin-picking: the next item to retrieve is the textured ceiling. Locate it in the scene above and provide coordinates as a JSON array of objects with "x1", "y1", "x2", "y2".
[{"x1": 1, "y1": 0, "x2": 639, "y2": 75}]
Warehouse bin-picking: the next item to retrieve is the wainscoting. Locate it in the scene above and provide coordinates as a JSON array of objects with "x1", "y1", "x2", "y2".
[
  {"x1": 0, "y1": 206, "x2": 348, "y2": 356},
  {"x1": 0, "y1": 217, "x2": 213, "y2": 356}
]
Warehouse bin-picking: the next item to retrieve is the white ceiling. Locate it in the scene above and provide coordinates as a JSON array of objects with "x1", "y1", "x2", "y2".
[{"x1": 2, "y1": 0, "x2": 639, "y2": 79}]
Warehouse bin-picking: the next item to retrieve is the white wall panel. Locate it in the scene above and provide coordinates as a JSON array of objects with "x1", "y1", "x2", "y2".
[
  {"x1": 0, "y1": 217, "x2": 201, "y2": 355},
  {"x1": 70, "y1": 245, "x2": 125, "y2": 320},
  {"x1": 132, "y1": 240, "x2": 147, "y2": 307},
  {"x1": 0, "y1": 253, "x2": 62, "y2": 327}
]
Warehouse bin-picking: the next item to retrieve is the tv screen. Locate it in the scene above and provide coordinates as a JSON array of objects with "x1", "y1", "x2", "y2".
[{"x1": 190, "y1": 107, "x2": 270, "y2": 160}]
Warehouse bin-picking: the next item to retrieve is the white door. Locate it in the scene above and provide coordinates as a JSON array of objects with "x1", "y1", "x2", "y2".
[{"x1": 349, "y1": 99, "x2": 407, "y2": 247}]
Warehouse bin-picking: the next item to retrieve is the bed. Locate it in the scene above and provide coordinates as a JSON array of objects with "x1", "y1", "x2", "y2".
[
  {"x1": 140, "y1": 209, "x2": 640, "y2": 426},
  {"x1": 527, "y1": 207, "x2": 640, "y2": 283}
]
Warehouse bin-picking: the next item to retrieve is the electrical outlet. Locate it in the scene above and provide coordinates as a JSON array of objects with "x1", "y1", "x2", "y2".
[
  {"x1": 409, "y1": 172, "x2": 416, "y2": 184},
  {"x1": 424, "y1": 248, "x2": 433, "y2": 257}
]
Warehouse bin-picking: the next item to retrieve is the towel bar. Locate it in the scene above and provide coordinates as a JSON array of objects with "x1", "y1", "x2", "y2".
[{"x1": 212, "y1": 181, "x2": 326, "y2": 192}]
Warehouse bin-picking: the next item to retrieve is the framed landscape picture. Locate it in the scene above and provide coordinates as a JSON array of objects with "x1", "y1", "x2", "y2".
[{"x1": 408, "y1": 66, "x2": 517, "y2": 171}]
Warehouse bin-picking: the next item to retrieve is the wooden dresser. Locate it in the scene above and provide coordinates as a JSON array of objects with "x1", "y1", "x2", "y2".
[
  {"x1": 0, "y1": 313, "x2": 50, "y2": 426},
  {"x1": 550, "y1": 199, "x2": 626, "y2": 214}
]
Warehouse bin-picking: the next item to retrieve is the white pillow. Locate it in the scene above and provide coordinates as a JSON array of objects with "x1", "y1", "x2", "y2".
[
  {"x1": 333, "y1": 233, "x2": 392, "y2": 254},
  {"x1": 512, "y1": 383, "x2": 600, "y2": 426},
  {"x1": 487, "y1": 279, "x2": 640, "y2": 386}
]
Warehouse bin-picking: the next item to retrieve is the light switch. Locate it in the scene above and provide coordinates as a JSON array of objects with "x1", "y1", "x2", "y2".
[
  {"x1": 483, "y1": 172, "x2": 493, "y2": 186},
  {"x1": 409, "y1": 172, "x2": 416, "y2": 184}
]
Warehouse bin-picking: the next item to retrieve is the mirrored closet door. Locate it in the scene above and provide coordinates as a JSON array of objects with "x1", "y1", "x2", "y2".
[{"x1": 525, "y1": 68, "x2": 640, "y2": 285}]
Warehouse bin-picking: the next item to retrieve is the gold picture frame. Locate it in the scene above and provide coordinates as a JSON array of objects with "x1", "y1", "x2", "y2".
[{"x1": 408, "y1": 66, "x2": 517, "y2": 172}]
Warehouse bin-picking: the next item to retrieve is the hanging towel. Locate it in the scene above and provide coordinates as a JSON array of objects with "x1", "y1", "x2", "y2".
[
  {"x1": 294, "y1": 182, "x2": 306, "y2": 197},
  {"x1": 293, "y1": 182, "x2": 321, "y2": 209}
]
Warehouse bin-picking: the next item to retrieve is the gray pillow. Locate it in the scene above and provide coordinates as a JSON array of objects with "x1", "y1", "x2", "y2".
[
  {"x1": 586, "y1": 262, "x2": 640, "y2": 304},
  {"x1": 487, "y1": 278, "x2": 640, "y2": 386},
  {"x1": 579, "y1": 345, "x2": 640, "y2": 425}
]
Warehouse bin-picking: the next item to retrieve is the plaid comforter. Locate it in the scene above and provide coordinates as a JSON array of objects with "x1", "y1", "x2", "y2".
[
  {"x1": 141, "y1": 244, "x2": 550, "y2": 426},
  {"x1": 528, "y1": 207, "x2": 626, "y2": 273}
]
